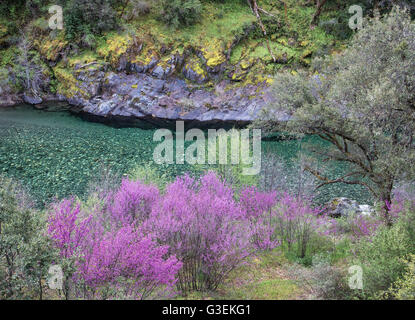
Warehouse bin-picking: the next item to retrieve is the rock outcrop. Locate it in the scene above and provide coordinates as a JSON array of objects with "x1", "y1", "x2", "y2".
[
  {"x1": 0, "y1": 24, "x2": 282, "y2": 127},
  {"x1": 23, "y1": 94, "x2": 43, "y2": 105},
  {"x1": 0, "y1": 57, "x2": 278, "y2": 129}
]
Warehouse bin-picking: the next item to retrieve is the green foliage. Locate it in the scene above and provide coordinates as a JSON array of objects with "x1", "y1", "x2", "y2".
[
  {"x1": 0, "y1": 175, "x2": 56, "y2": 299},
  {"x1": 388, "y1": 254, "x2": 415, "y2": 300},
  {"x1": 160, "y1": 0, "x2": 203, "y2": 29},
  {"x1": 353, "y1": 219, "x2": 415, "y2": 299},
  {"x1": 282, "y1": 232, "x2": 349, "y2": 267},
  {"x1": 64, "y1": 0, "x2": 117, "y2": 42},
  {"x1": 128, "y1": 163, "x2": 171, "y2": 191},
  {"x1": 289, "y1": 253, "x2": 352, "y2": 299},
  {"x1": 264, "y1": 7, "x2": 415, "y2": 208},
  {"x1": 0, "y1": 46, "x2": 17, "y2": 67}
]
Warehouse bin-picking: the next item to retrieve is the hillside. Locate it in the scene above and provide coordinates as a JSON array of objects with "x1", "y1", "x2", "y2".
[{"x1": 0, "y1": 0, "x2": 355, "y2": 118}]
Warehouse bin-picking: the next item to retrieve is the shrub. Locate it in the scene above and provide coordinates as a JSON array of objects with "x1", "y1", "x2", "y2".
[
  {"x1": 76, "y1": 225, "x2": 182, "y2": 300},
  {"x1": 239, "y1": 186, "x2": 279, "y2": 250},
  {"x1": 334, "y1": 213, "x2": 382, "y2": 241},
  {"x1": 64, "y1": 0, "x2": 117, "y2": 41},
  {"x1": 0, "y1": 175, "x2": 55, "y2": 300},
  {"x1": 146, "y1": 172, "x2": 253, "y2": 293},
  {"x1": 239, "y1": 187, "x2": 335, "y2": 261},
  {"x1": 47, "y1": 198, "x2": 91, "y2": 299},
  {"x1": 47, "y1": 197, "x2": 181, "y2": 299},
  {"x1": 160, "y1": 0, "x2": 203, "y2": 29},
  {"x1": 122, "y1": 0, "x2": 152, "y2": 21},
  {"x1": 273, "y1": 193, "x2": 330, "y2": 260},
  {"x1": 46, "y1": 171, "x2": 344, "y2": 297},
  {"x1": 289, "y1": 254, "x2": 352, "y2": 300},
  {"x1": 49, "y1": 172, "x2": 276, "y2": 297},
  {"x1": 108, "y1": 178, "x2": 160, "y2": 226},
  {"x1": 353, "y1": 222, "x2": 414, "y2": 299},
  {"x1": 388, "y1": 254, "x2": 415, "y2": 300}
]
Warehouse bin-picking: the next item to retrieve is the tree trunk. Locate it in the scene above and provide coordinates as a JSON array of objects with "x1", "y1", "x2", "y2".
[
  {"x1": 247, "y1": 0, "x2": 276, "y2": 62},
  {"x1": 38, "y1": 276, "x2": 43, "y2": 300},
  {"x1": 311, "y1": 0, "x2": 328, "y2": 26},
  {"x1": 381, "y1": 186, "x2": 393, "y2": 227}
]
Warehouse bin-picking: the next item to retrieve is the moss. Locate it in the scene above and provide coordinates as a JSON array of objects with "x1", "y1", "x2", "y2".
[
  {"x1": 34, "y1": 34, "x2": 67, "y2": 62},
  {"x1": 186, "y1": 58, "x2": 207, "y2": 78},
  {"x1": 68, "y1": 51, "x2": 101, "y2": 69},
  {"x1": 277, "y1": 37, "x2": 288, "y2": 46},
  {"x1": 132, "y1": 43, "x2": 158, "y2": 67},
  {"x1": 231, "y1": 71, "x2": 246, "y2": 82},
  {"x1": 300, "y1": 40, "x2": 309, "y2": 47},
  {"x1": 0, "y1": 46, "x2": 17, "y2": 67},
  {"x1": 53, "y1": 66, "x2": 87, "y2": 99},
  {"x1": 0, "y1": 23, "x2": 7, "y2": 45},
  {"x1": 240, "y1": 58, "x2": 254, "y2": 70},
  {"x1": 96, "y1": 33, "x2": 133, "y2": 66},
  {"x1": 200, "y1": 39, "x2": 226, "y2": 68}
]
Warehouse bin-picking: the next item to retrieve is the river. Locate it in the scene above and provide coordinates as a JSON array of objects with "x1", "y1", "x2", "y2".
[{"x1": 0, "y1": 103, "x2": 372, "y2": 207}]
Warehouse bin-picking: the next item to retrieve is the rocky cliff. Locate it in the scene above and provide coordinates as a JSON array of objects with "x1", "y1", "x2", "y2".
[{"x1": 0, "y1": 1, "x2": 342, "y2": 127}]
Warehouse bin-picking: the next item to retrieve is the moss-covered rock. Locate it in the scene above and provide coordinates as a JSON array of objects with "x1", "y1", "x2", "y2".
[
  {"x1": 182, "y1": 59, "x2": 208, "y2": 84},
  {"x1": 34, "y1": 35, "x2": 67, "y2": 63},
  {"x1": 54, "y1": 67, "x2": 88, "y2": 99}
]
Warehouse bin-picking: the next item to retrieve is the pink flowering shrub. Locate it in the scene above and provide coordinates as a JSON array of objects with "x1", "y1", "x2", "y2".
[
  {"x1": 76, "y1": 226, "x2": 182, "y2": 299},
  {"x1": 47, "y1": 197, "x2": 181, "y2": 300},
  {"x1": 240, "y1": 190, "x2": 331, "y2": 258},
  {"x1": 47, "y1": 198, "x2": 92, "y2": 298},
  {"x1": 239, "y1": 186, "x2": 280, "y2": 250},
  {"x1": 384, "y1": 192, "x2": 415, "y2": 223},
  {"x1": 349, "y1": 215, "x2": 382, "y2": 240},
  {"x1": 47, "y1": 171, "x2": 337, "y2": 297},
  {"x1": 48, "y1": 198, "x2": 91, "y2": 260},
  {"x1": 272, "y1": 193, "x2": 328, "y2": 258},
  {"x1": 108, "y1": 178, "x2": 160, "y2": 226},
  {"x1": 146, "y1": 172, "x2": 253, "y2": 293}
]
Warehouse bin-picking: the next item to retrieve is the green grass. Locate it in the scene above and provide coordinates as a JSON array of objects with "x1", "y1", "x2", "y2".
[
  {"x1": 228, "y1": 278, "x2": 299, "y2": 300},
  {"x1": 178, "y1": 249, "x2": 301, "y2": 300},
  {"x1": 131, "y1": 2, "x2": 255, "y2": 46}
]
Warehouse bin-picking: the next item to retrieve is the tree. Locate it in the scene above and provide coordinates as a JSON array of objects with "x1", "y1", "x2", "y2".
[
  {"x1": 15, "y1": 32, "x2": 44, "y2": 97},
  {"x1": 160, "y1": 0, "x2": 202, "y2": 29},
  {"x1": 310, "y1": 0, "x2": 328, "y2": 26},
  {"x1": 64, "y1": 0, "x2": 117, "y2": 41},
  {"x1": 308, "y1": 0, "x2": 415, "y2": 26},
  {"x1": 246, "y1": 0, "x2": 280, "y2": 62},
  {"x1": 260, "y1": 7, "x2": 415, "y2": 224},
  {"x1": 0, "y1": 176, "x2": 56, "y2": 299}
]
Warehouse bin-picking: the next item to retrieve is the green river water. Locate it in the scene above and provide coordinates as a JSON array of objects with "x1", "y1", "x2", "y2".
[{"x1": 0, "y1": 104, "x2": 371, "y2": 207}]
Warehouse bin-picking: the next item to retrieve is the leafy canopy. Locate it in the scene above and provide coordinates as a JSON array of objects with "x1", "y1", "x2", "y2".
[{"x1": 261, "y1": 7, "x2": 415, "y2": 215}]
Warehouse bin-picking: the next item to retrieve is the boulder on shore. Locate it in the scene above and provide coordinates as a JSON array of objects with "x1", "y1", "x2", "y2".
[
  {"x1": 23, "y1": 93, "x2": 43, "y2": 105},
  {"x1": 324, "y1": 197, "x2": 374, "y2": 218}
]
